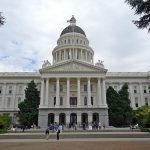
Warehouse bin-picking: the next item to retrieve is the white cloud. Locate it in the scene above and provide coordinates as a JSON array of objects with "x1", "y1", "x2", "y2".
[{"x1": 0, "y1": 0, "x2": 149, "y2": 72}]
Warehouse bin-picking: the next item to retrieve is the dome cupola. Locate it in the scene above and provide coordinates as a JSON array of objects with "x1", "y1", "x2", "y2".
[{"x1": 52, "y1": 16, "x2": 94, "y2": 64}]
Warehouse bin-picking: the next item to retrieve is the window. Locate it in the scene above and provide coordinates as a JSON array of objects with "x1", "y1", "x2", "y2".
[
  {"x1": 144, "y1": 89, "x2": 147, "y2": 93},
  {"x1": 64, "y1": 40, "x2": 66, "y2": 44},
  {"x1": 134, "y1": 86, "x2": 137, "y2": 93},
  {"x1": 145, "y1": 97, "x2": 148, "y2": 106},
  {"x1": 19, "y1": 86, "x2": 22, "y2": 94},
  {"x1": 91, "y1": 97, "x2": 93, "y2": 105},
  {"x1": 91, "y1": 85, "x2": 93, "y2": 92},
  {"x1": 135, "y1": 97, "x2": 138, "y2": 107},
  {"x1": 60, "y1": 97, "x2": 63, "y2": 106},
  {"x1": 0, "y1": 86, "x2": 2, "y2": 94},
  {"x1": 54, "y1": 85, "x2": 56, "y2": 92},
  {"x1": 68, "y1": 39, "x2": 70, "y2": 44},
  {"x1": 54, "y1": 97, "x2": 56, "y2": 106},
  {"x1": 80, "y1": 40, "x2": 82, "y2": 44},
  {"x1": 60, "y1": 85, "x2": 63, "y2": 92},
  {"x1": 18, "y1": 97, "x2": 21, "y2": 106},
  {"x1": 84, "y1": 85, "x2": 87, "y2": 92},
  {"x1": 77, "y1": 39, "x2": 78, "y2": 44},
  {"x1": 84, "y1": 97, "x2": 87, "y2": 106},
  {"x1": 8, "y1": 86, "x2": 12, "y2": 94},
  {"x1": 70, "y1": 97, "x2": 77, "y2": 105},
  {"x1": 7, "y1": 97, "x2": 11, "y2": 108}
]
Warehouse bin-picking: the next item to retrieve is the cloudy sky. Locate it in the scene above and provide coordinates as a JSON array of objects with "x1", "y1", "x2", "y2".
[{"x1": 0, "y1": 0, "x2": 149, "y2": 72}]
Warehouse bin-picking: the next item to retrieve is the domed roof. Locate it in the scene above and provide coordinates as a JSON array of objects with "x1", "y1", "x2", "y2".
[{"x1": 60, "y1": 25, "x2": 86, "y2": 37}]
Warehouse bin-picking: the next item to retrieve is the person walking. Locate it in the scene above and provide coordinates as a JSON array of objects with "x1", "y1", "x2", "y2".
[
  {"x1": 56, "y1": 124, "x2": 61, "y2": 140},
  {"x1": 45, "y1": 128, "x2": 49, "y2": 140}
]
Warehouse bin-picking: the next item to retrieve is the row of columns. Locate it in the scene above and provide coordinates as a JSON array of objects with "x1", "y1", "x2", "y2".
[
  {"x1": 53, "y1": 48, "x2": 94, "y2": 64},
  {"x1": 40, "y1": 78, "x2": 107, "y2": 107}
]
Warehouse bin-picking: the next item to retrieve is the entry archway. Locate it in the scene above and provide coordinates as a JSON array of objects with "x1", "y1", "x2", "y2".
[
  {"x1": 93, "y1": 113, "x2": 99, "y2": 123},
  {"x1": 48, "y1": 113, "x2": 55, "y2": 126},
  {"x1": 81, "y1": 113, "x2": 88, "y2": 125},
  {"x1": 59, "y1": 113, "x2": 66, "y2": 125},
  {"x1": 70, "y1": 113, "x2": 77, "y2": 126}
]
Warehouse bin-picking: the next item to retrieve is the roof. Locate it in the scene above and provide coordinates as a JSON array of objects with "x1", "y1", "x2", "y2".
[{"x1": 60, "y1": 25, "x2": 86, "y2": 37}]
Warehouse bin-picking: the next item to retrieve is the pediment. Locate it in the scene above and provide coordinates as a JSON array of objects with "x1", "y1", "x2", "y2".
[{"x1": 40, "y1": 60, "x2": 107, "y2": 73}]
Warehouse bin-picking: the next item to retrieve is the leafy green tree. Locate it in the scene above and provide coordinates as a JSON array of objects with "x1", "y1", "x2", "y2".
[
  {"x1": 0, "y1": 115, "x2": 11, "y2": 132},
  {"x1": 18, "y1": 80, "x2": 40, "y2": 127},
  {"x1": 0, "y1": 12, "x2": 5, "y2": 26},
  {"x1": 118, "y1": 83, "x2": 133, "y2": 126},
  {"x1": 125, "y1": 0, "x2": 150, "y2": 32},
  {"x1": 135, "y1": 105, "x2": 150, "y2": 127}
]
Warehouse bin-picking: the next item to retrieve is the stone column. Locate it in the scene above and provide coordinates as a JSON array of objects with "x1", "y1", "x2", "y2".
[
  {"x1": 77, "y1": 78, "x2": 81, "y2": 107},
  {"x1": 85, "y1": 51, "x2": 87, "y2": 61},
  {"x1": 77, "y1": 112, "x2": 81, "y2": 127},
  {"x1": 87, "y1": 78, "x2": 91, "y2": 107},
  {"x1": 81, "y1": 49, "x2": 82, "y2": 60},
  {"x1": 97, "y1": 78, "x2": 102, "y2": 106},
  {"x1": 56, "y1": 52, "x2": 57, "y2": 63},
  {"x1": 75, "y1": 48, "x2": 77, "y2": 59},
  {"x1": 45, "y1": 78, "x2": 49, "y2": 106},
  {"x1": 102, "y1": 78, "x2": 107, "y2": 105},
  {"x1": 129, "y1": 83, "x2": 135, "y2": 108},
  {"x1": 55, "y1": 113, "x2": 59, "y2": 123},
  {"x1": 139, "y1": 83, "x2": 145, "y2": 106},
  {"x1": 64, "y1": 49, "x2": 66, "y2": 60},
  {"x1": 70, "y1": 49, "x2": 72, "y2": 59},
  {"x1": 40, "y1": 79, "x2": 45, "y2": 106},
  {"x1": 56, "y1": 78, "x2": 59, "y2": 107},
  {"x1": 66, "y1": 78, "x2": 70, "y2": 107},
  {"x1": 2, "y1": 83, "x2": 6, "y2": 109},
  {"x1": 12, "y1": 83, "x2": 17, "y2": 109},
  {"x1": 88, "y1": 112, "x2": 92, "y2": 124}
]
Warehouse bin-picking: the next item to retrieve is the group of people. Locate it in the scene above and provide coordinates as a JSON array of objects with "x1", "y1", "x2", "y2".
[{"x1": 45, "y1": 123, "x2": 63, "y2": 140}]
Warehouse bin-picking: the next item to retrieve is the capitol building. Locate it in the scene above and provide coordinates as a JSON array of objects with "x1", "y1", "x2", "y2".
[{"x1": 0, "y1": 16, "x2": 150, "y2": 128}]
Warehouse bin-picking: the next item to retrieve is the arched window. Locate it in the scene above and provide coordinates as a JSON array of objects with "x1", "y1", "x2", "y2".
[
  {"x1": 91, "y1": 97, "x2": 93, "y2": 105},
  {"x1": 84, "y1": 97, "x2": 87, "y2": 106},
  {"x1": 54, "y1": 97, "x2": 56, "y2": 106}
]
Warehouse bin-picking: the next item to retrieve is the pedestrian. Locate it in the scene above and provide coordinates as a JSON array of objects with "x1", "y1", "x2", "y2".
[
  {"x1": 56, "y1": 125, "x2": 61, "y2": 140},
  {"x1": 45, "y1": 128, "x2": 49, "y2": 140}
]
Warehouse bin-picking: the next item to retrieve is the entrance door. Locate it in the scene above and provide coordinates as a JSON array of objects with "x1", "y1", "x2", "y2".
[
  {"x1": 59, "y1": 113, "x2": 66, "y2": 125},
  {"x1": 81, "y1": 113, "x2": 88, "y2": 125},
  {"x1": 93, "y1": 113, "x2": 99, "y2": 123},
  {"x1": 70, "y1": 113, "x2": 77, "y2": 126},
  {"x1": 48, "y1": 113, "x2": 54, "y2": 126}
]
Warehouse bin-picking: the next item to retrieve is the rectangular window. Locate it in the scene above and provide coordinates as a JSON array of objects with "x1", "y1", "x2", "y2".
[
  {"x1": 91, "y1": 85, "x2": 93, "y2": 92},
  {"x1": 70, "y1": 97, "x2": 77, "y2": 105},
  {"x1": 0, "y1": 86, "x2": 2, "y2": 94},
  {"x1": 145, "y1": 97, "x2": 148, "y2": 106},
  {"x1": 60, "y1": 85, "x2": 63, "y2": 92},
  {"x1": 7, "y1": 97, "x2": 11, "y2": 108},
  {"x1": 84, "y1": 85, "x2": 87, "y2": 92},
  {"x1": 144, "y1": 90, "x2": 147, "y2": 93},
  {"x1": 19, "y1": 86, "x2": 22, "y2": 94},
  {"x1": 8, "y1": 86, "x2": 12, "y2": 94},
  {"x1": 134, "y1": 90, "x2": 137, "y2": 93},
  {"x1": 60, "y1": 97, "x2": 63, "y2": 106},
  {"x1": 54, "y1": 85, "x2": 56, "y2": 92},
  {"x1": 54, "y1": 97, "x2": 56, "y2": 106},
  {"x1": 91, "y1": 97, "x2": 93, "y2": 105},
  {"x1": 18, "y1": 97, "x2": 21, "y2": 106},
  {"x1": 135, "y1": 97, "x2": 138, "y2": 107}
]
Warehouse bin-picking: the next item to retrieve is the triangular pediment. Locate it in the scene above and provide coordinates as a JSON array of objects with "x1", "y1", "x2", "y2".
[{"x1": 40, "y1": 60, "x2": 107, "y2": 73}]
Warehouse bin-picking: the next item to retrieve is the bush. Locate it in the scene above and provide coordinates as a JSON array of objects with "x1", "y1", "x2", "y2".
[
  {"x1": 0, "y1": 128, "x2": 7, "y2": 134},
  {"x1": 140, "y1": 128, "x2": 150, "y2": 132}
]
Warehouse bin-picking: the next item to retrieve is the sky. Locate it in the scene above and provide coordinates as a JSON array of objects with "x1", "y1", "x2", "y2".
[{"x1": 0, "y1": 0, "x2": 149, "y2": 72}]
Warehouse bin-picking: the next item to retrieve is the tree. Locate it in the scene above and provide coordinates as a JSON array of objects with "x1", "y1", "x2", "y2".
[
  {"x1": 106, "y1": 84, "x2": 134, "y2": 127},
  {"x1": 18, "y1": 80, "x2": 40, "y2": 127},
  {"x1": 118, "y1": 83, "x2": 133, "y2": 126},
  {"x1": 106, "y1": 86, "x2": 124, "y2": 127},
  {"x1": 0, "y1": 12, "x2": 5, "y2": 26},
  {"x1": 135, "y1": 105, "x2": 150, "y2": 127},
  {"x1": 0, "y1": 115, "x2": 11, "y2": 133},
  {"x1": 125, "y1": 0, "x2": 150, "y2": 32}
]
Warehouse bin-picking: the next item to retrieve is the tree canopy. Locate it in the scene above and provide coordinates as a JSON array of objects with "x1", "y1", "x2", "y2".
[
  {"x1": 125, "y1": 0, "x2": 150, "y2": 32},
  {"x1": 106, "y1": 83, "x2": 133, "y2": 127},
  {"x1": 18, "y1": 80, "x2": 40, "y2": 127},
  {"x1": 0, "y1": 12, "x2": 5, "y2": 26}
]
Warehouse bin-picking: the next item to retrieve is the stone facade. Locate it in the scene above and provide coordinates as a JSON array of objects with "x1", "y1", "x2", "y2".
[{"x1": 0, "y1": 16, "x2": 150, "y2": 128}]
